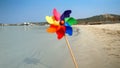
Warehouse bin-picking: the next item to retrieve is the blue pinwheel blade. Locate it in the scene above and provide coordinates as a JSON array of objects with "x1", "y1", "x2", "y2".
[
  {"x1": 60, "y1": 10, "x2": 71, "y2": 20},
  {"x1": 65, "y1": 22, "x2": 70, "y2": 26},
  {"x1": 65, "y1": 26, "x2": 73, "y2": 36}
]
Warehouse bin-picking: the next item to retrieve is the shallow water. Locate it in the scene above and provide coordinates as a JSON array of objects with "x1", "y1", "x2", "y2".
[{"x1": 0, "y1": 26, "x2": 77, "y2": 68}]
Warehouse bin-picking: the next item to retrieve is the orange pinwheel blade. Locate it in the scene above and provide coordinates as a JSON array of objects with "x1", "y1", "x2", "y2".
[{"x1": 47, "y1": 25, "x2": 58, "y2": 33}]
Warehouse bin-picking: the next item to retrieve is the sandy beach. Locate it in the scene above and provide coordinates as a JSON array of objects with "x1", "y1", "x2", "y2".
[
  {"x1": 0, "y1": 24, "x2": 120, "y2": 68},
  {"x1": 71, "y1": 24, "x2": 120, "y2": 68}
]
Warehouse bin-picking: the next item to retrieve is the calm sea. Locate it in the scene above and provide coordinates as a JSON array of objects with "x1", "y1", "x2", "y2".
[{"x1": 0, "y1": 26, "x2": 78, "y2": 68}]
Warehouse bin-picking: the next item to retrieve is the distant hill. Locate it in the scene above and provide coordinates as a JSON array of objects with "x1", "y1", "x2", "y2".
[
  {"x1": 77, "y1": 14, "x2": 120, "y2": 25},
  {"x1": 1, "y1": 14, "x2": 120, "y2": 26}
]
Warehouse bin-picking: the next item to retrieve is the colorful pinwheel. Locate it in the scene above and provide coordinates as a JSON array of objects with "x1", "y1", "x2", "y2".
[
  {"x1": 46, "y1": 8, "x2": 77, "y2": 39},
  {"x1": 45, "y1": 8, "x2": 79, "y2": 68}
]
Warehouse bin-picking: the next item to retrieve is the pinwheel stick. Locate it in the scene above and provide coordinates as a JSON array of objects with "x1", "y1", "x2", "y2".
[{"x1": 64, "y1": 35, "x2": 78, "y2": 68}]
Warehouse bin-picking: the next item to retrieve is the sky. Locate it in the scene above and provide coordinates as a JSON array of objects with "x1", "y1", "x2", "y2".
[{"x1": 0, "y1": 0, "x2": 120, "y2": 23}]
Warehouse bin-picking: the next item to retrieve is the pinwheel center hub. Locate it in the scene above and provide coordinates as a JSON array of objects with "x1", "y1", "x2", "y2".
[{"x1": 60, "y1": 20, "x2": 64, "y2": 25}]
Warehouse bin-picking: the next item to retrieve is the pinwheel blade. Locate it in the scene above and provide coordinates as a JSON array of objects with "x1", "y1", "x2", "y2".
[
  {"x1": 47, "y1": 25, "x2": 58, "y2": 33},
  {"x1": 65, "y1": 17, "x2": 77, "y2": 26},
  {"x1": 46, "y1": 16, "x2": 54, "y2": 24},
  {"x1": 53, "y1": 8, "x2": 60, "y2": 21},
  {"x1": 65, "y1": 22, "x2": 70, "y2": 26},
  {"x1": 60, "y1": 10, "x2": 71, "y2": 20},
  {"x1": 56, "y1": 26, "x2": 66, "y2": 39},
  {"x1": 46, "y1": 16, "x2": 59, "y2": 25},
  {"x1": 66, "y1": 26, "x2": 73, "y2": 36}
]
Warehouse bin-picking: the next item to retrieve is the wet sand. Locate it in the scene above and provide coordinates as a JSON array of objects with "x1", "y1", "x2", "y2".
[{"x1": 71, "y1": 24, "x2": 120, "y2": 68}]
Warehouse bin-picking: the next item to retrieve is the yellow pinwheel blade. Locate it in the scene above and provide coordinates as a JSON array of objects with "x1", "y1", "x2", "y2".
[
  {"x1": 46, "y1": 16, "x2": 54, "y2": 24},
  {"x1": 46, "y1": 16, "x2": 59, "y2": 25}
]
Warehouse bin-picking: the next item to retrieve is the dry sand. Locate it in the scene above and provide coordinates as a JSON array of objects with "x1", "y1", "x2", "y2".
[{"x1": 70, "y1": 24, "x2": 120, "y2": 68}]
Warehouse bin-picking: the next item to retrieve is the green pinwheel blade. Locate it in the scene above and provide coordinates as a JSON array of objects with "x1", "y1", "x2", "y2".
[{"x1": 65, "y1": 17, "x2": 77, "y2": 26}]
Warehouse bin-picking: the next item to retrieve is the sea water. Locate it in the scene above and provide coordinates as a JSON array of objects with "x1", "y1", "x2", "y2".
[{"x1": 0, "y1": 26, "x2": 77, "y2": 68}]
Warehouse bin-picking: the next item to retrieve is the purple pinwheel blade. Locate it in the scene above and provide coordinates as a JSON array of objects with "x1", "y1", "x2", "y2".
[
  {"x1": 66, "y1": 26, "x2": 73, "y2": 36},
  {"x1": 60, "y1": 10, "x2": 71, "y2": 20}
]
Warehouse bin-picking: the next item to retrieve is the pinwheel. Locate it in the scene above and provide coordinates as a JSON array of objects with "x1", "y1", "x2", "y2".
[
  {"x1": 46, "y1": 8, "x2": 77, "y2": 39},
  {"x1": 45, "y1": 8, "x2": 78, "y2": 68}
]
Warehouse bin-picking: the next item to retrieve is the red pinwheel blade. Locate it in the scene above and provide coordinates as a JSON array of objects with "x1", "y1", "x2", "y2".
[
  {"x1": 56, "y1": 26, "x2": 66, "y2": 39},
  {"x1": 53, "y1": 8, "x2": 60, "y2": 21},
  {"x1": 47, "y1": 25, "x2": 58, "y2": 33},
  {"x1": 66, "y1": 26, "x2": 73, "y2": 36},
  {"x1": 60, "y1": 10, "x2": 71, "y2": 20}
]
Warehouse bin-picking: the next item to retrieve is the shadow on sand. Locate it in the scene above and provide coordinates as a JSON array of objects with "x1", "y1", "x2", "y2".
[{"x1": 23, "y1": 57, "x2": 52, "y2": 68}]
